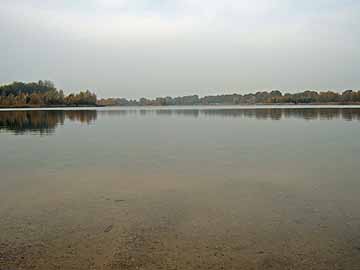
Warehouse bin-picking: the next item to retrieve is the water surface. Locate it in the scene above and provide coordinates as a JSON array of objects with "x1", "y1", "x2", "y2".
[{"x1": 1, "y1": 106, "x2": 360, "y2": 269}]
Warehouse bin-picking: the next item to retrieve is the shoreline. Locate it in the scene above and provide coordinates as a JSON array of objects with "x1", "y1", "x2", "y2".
[
  {"x1": 1, "y1": 103, "x2": 360, "y2": 109},
  {"x1": 0, "y1": 104, "x2": 104, "y2": 109}
]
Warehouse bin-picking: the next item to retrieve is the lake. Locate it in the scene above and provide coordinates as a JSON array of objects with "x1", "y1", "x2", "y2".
[{"x1": 1, "y1": 106, "x2": 360, "y2": 269}]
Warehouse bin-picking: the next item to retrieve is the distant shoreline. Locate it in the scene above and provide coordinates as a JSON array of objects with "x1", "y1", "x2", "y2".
[
  {"x1": 99, "y1": 102, "x2": 360, "y2": 107},
  {"x1": 1, "y1": 103, "x2": 360, "y2": 109},
  {"x1": 0, "y1": 104, "x2": 104, "y2": 109},
  {"x1": 2, "y1": 81, "x2": 360, "y2": 108},
  {"x1": 98, "y1": 91, "x2": 360, "y2": 106}
]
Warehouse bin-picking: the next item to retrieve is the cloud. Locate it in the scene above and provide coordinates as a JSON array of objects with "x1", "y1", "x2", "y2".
[
  {"x1": 0, "y1": 0, "x2": 289, "y2": 38},
  {"x1": 0, "y1": 0, "x2": 359, "y2": 97},
  {"x1": 2, "y1": 0, "x2": 358, "y2": 42}
]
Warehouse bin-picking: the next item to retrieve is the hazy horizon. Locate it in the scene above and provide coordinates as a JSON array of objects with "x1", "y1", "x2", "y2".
[{"x1": 1, "y1": 0, "x2": 359, "y2": 99}]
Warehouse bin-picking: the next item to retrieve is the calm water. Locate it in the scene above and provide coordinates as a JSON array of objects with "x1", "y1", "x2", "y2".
[{"x1": 1, "y1": 106, "x2": 360, "y2": 269}]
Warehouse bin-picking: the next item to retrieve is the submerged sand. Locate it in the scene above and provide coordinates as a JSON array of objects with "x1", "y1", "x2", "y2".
[{"x1": 1, "y1": 168, "x2": 360, "y2": 270}]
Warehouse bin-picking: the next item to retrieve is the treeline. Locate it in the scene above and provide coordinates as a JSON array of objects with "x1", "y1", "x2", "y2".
[
  {"x1": 98, "y1": 90, "x2": 360, "y2": 106},
  {"x1": 0, "y1": 81, "x2": 97, "y2": 107},
  {"x1": 2, "y1": 81, "x2": 360, "y2": 107}
]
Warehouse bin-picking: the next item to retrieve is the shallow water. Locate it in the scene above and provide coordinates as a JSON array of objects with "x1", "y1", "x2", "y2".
[{"x1": 1, "y1": 106, "x2": 360, "y2": 269}]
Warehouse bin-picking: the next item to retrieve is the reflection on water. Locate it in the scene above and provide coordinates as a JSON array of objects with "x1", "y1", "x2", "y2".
[
  {"x1": 0, "y1": 107, "x2": 359, "y2": 135},
  {"x1": 0, "y1": 110, "x2": 97, "y2": 135},
  {"x1": 119, "y1": 107, "x2": 360, "y2": 120}
]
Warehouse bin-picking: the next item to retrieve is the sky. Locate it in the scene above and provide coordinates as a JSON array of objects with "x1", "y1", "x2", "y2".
[{"x1": 0, "y1": 0, "x2": 359, "y2": 98}]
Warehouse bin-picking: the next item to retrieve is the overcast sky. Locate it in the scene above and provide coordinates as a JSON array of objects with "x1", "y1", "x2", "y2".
[{"x1": 1, "y1": 0, "x2": 359, "y2": 98}]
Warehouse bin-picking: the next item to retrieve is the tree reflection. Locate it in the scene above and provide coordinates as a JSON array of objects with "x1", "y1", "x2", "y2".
[
  {"x1": 1, "y1": 108, "x2": 359, "y2": 135},
  {"x1": 98, "y1": 107, "x2": 360, "y2": 120},
  {"x1": 0, "y1": 110, "x2": 97, "y2": 135}
]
